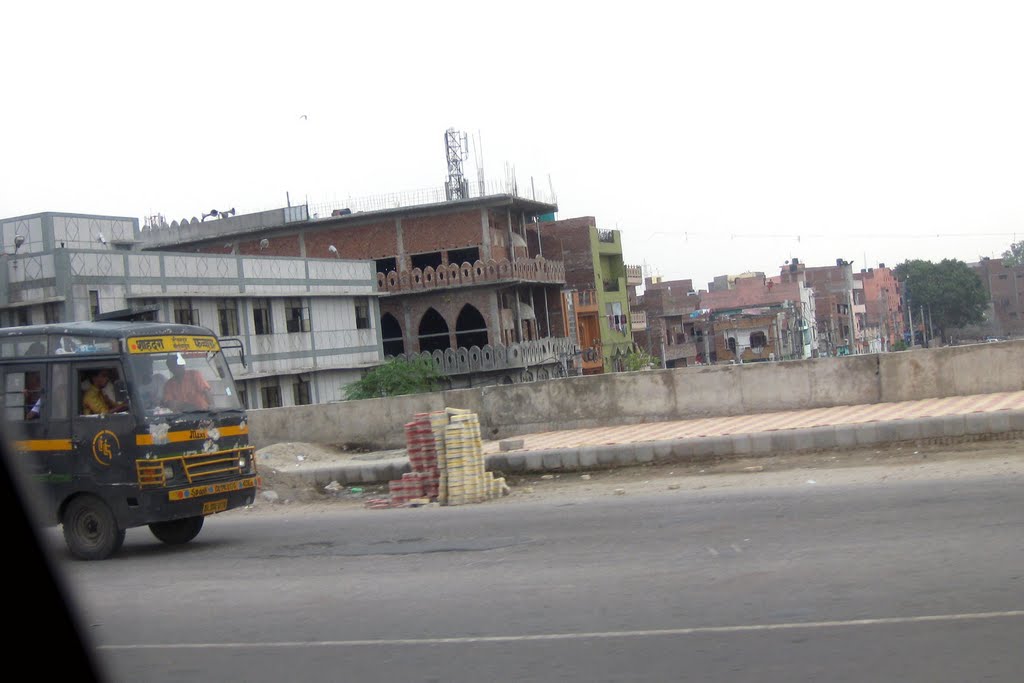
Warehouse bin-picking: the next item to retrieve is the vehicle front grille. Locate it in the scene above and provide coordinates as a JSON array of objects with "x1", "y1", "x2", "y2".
[{"x1": 136, "y1": 446, "x2": 256, "y2": 488}]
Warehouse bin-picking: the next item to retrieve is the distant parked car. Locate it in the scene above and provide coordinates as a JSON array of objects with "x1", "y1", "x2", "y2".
[{"x1": 984, "y1": 336, "x2": 1001, "y2": 343}]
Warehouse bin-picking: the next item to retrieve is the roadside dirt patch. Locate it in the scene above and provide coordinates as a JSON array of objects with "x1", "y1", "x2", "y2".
[{"x1": 243, "y1": 439, "x2": 1024, "y2": 515}]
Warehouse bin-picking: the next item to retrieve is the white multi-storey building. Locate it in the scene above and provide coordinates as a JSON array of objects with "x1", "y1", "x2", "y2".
[{"x1": 0, "y1": 211, "x2": 383, "y2": 408}]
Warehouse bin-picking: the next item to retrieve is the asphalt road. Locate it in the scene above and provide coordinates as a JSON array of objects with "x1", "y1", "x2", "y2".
[{"x1": 54, "y1": 455, "x2": 1024, "y2": 683}]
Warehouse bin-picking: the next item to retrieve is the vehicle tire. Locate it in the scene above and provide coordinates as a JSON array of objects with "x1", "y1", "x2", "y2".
[
  {"x1": 62, "y1": 495, "x2": 125, "y2": 561},
  {"x1": 149, "y1": 516, "x2": 204, "y2": 545}
]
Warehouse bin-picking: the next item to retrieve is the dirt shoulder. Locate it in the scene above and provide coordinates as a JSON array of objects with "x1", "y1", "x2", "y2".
[{"x1": 242, "y1": 439, "x2": 1024, "y2": 517}]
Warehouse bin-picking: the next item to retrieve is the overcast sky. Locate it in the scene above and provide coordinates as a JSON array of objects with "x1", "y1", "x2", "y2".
[{"x1": 4, "y1": 1, "x2": 1022, "y2": 289}]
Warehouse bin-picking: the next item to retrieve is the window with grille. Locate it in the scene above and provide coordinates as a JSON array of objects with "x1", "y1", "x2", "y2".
[
  {"x1": 355, "y1": 298, "x2": 371, "y2": 329},
  {"x1": 285, "y1": 298, "x2": 310, "y2": 333},
  {"x1": 260, "y1": 382, "x2": 282, "y2": 408},
  {"x1": 293, "y1": 376, "x2": 312, "y2": 405},
  {"x1": 253, "y1": 299, "x2": 273, "y2": 335},
  {"x1": 173, "y1": 298, "x2": 198, "y2": 326},
  {"x1": 43, "y1": 302, "x2": 61, "y2": 324},
  {"x1": 218, "y1": 300, "x2": 240, "y2": 336}
]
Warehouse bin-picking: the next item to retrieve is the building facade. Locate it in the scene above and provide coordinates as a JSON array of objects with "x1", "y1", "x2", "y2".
[
  {"x1": 854, "y1": 263, "x2": 905, "y2": 351},
  {"x1": 779, "y1": 258, "x2": 861, "y2": 356},
  {"x1": 0, "y1": 212, "x2": 382, "y2": 408},
  {"x1": 539, "y1": 216, "x2": 637, "y2": 374},
  {"x1": 972, "y1": 257, "x2": 1024, "y2": 337},
  {"x1": 138, "y1": 196, "x2": 575, "y2": 387},
  {"x1": 698, "y1": 273, "x2": 817, "y2": 361},
  {"x1": 629, "y1": 277, "x2": 701, "y2": 368}
]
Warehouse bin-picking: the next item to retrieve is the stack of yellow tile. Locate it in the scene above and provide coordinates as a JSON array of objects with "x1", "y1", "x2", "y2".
[{"x1": 430, "y1": 407, "x2": 509, "y2": 506}]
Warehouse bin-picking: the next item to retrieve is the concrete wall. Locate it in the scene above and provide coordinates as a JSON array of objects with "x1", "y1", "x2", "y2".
[{"x1": 247, "y1": 340, "x2": 1024, "y2": 450}]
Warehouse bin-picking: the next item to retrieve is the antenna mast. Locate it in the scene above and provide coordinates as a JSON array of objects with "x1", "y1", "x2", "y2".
[{"x1": 444, "y1": 128, "x2": 469, "y2": 200}]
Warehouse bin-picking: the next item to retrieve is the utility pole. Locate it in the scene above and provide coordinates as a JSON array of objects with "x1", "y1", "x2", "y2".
[
  {"x1": 920, "y1": 305, "x2": 926, "y2": 347},
  {"x1": 927, "y1": 304, "x2": 935, "y2": 345},
  {"x1": 908, "y1": 305, "x2": 915, "y2": 348},
  {"x1": 905, "y1": 279, "x2": 913, "y2": 347}
]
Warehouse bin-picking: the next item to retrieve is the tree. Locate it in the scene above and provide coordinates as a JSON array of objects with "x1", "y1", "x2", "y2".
[
  {"x1": 344, "y1": 358, "x2": 443, "y2": 400},
  {"x1": 622, "y1": 347, "x2": 658, "y2": 371},
  {"x1": 1002, "y1": 240, "x2": 1024, "y2": 266},
  {"x1": 894, "y1": 259, "x2": 987, "y2": 343}
]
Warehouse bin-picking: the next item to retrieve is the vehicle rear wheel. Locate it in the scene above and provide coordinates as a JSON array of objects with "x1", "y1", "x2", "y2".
[
  {"x1": 149, "y1": 516, "x2": 204, "y2": 545},
  {"x1": 62, "y1": 495, "x2": 125, "y2": 561}
]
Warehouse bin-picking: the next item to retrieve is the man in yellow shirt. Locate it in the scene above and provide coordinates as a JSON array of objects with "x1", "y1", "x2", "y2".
[{"x1": 82, "y1": 369, "x2": 126, "y2": 415}]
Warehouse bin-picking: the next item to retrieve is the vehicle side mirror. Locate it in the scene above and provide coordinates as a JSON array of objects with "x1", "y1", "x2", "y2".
[{"x1": 113, "y1": 380, "x2": 129, "y2": 404}]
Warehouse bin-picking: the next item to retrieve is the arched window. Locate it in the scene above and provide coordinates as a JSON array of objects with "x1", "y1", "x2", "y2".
[
  {"x1": 381, "y1": 313, "x2": 404, "y2": 357},
  {"x1": 418, "y1": 308, "x2": 450, "y2": 353},
  {"x1": 455, "y1": 304, "x2": 489, "y2": 349},
  {"x1": 727, "y1": 337, "x2": 737, "y2": 355}
]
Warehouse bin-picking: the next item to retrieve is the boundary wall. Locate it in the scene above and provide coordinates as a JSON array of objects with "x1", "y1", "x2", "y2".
[{"x1": 248, "y1": 341, "x2": 1024, "y2": 450}]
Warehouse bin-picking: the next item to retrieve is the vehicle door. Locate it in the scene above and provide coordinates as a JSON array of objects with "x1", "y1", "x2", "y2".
[{"x1": 70, "y1": 362, "x2": 136, "y2": 490}]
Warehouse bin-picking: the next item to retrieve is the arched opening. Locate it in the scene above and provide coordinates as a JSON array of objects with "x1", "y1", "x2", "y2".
[
  {"x1": 418, "y1": 308, "x2": 451, "y2": 353},
  {"x1": 381, "y1": 313, "x2": 404, "y2": 357},
  {"x1": 727, "y1": 337, "x2": 737, "y2": 355},
  {"x1": 749, "y1": 331, "x2": 768, "y2": 351},
  {"x1": 455, "y1": 304, "x2": 489, "y2": 349}
]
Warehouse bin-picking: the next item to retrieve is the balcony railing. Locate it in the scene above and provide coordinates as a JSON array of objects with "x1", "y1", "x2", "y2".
[
  {"x1": 574, "y1": 289, "x2": 599, "y2": 312},
  {"x1": 631, "y1": 310, "x2": 648, "y2": 330},
  {"x1": 625, "y1": 264, "x2": 643, "y2": 286},
  {"x1": 390, "y1": 337, "x2": 576, "y2": 377},
  {"x1": 603, "y1": 277, "x2": 622, "y2": 293},
  {"x1": 376, "y1": 257, "x2": 565, "y2": 293}
]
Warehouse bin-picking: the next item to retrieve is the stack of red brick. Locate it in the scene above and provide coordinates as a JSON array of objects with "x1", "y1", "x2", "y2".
[{"x1": 383, "y1": 414, "x2": 442, "y2": 507}]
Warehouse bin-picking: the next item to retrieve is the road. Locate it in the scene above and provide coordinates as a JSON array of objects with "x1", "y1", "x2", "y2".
[{"x1": 53, "y1": 445, "x2": 1024, "y2": 682}]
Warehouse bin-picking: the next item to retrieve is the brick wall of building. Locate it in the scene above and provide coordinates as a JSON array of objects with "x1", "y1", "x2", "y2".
[
  {"x1": 238, "y1": 233, "x2": 302, "y2": 257},
  {"x1": 974, "y1": 258, "x2": 1024, "y2": 335},
  {"x1": 541, "y1": 217, "x2": 598, "y2": 290},
  {"x1": 855, "y1": 265, "x2": 903, "y2": 345},
  {"x1": 402, "y1": 210, "x2": 483, "y2": 255},
  {"x1": 303, "y1": 221, "x2": 398, "y2": 261}
]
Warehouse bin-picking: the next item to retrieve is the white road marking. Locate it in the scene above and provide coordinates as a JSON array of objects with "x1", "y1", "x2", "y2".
[{"x1": 100, "y1": 609, "x2": 1024, "y2": 650}]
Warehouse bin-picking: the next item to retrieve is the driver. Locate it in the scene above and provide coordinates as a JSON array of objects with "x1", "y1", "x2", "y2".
[{"x1": 161, "y1": 355, "x2": 212, "y2": 411}]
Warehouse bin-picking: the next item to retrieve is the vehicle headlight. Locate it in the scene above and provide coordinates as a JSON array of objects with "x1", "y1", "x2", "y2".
[
  {"x1": 238, "y1": 454, "x2": 249, "y2": 470},
  {"x1": 163, "y1": 466, "x2": 175, "y2": 479}
]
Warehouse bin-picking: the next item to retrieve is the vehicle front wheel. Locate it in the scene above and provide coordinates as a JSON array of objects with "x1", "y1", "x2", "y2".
[
  {"x1": 149, "y1": 516, "x2": 204, "y2": 545},
  {"x1": 62, "y1": 495, "x2": 125, "y2": 561}
]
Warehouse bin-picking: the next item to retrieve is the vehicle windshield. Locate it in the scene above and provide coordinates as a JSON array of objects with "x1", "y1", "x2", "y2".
[{"x1": 128, "y1": 350, "x2": 242, "y2": 415}]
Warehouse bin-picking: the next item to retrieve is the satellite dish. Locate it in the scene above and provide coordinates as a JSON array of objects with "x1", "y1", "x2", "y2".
[
  {"x1": 259, "y1": 238, "x2": 270, "y2": 250},
  {"x1": 13, "y1": 235, "x2": 25, "y2": 251},
  {"x1": 96, "y1": 233, "x2": 107, "y2": 245},
  {"x1": 328, "y1": 245, "x2": 339, "y2": 256}
]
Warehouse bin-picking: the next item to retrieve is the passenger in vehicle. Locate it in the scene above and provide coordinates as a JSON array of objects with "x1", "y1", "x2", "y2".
[
  {"x1": 24, "y1": 371, "x2": 43, "y2": 420},
  {"x1": 81, "y1": 369, "x2": 126, "y2": 415}
]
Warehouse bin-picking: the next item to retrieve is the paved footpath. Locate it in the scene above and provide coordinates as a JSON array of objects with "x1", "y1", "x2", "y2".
[{"x1": 275, "y1": 391, "x2": 1024, "y2": 488}]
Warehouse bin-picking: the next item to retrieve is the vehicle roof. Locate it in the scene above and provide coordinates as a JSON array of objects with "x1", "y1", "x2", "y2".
[{"x1": 0, "y1": 321, "x2": 216, "y2": 340}]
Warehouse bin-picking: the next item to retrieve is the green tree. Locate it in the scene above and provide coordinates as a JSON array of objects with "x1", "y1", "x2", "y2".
[
  {"x1": 1002, "y1": 240, "x2": 1024, "y2": 266},
  {"x1": 622, "y1": 347, "x2": 658, "y2": 371},
  {"x1": 894, "y1": 259, "x2": 987, "y2": 343},
  {"x1": 343, "y1": 358, "x2": 443, "y2": 400}
]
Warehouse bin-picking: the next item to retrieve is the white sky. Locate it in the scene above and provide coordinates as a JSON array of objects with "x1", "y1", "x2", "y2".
[{"x1": 3, "y1": 1, "x2": 1023, "y2": 289}]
